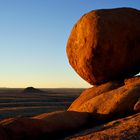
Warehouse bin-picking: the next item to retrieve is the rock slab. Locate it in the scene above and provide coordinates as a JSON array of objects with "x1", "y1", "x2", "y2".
[
  {"x1": 68, "y1": 76, "x2": 140, "y2": 119},
  {"x1": 67, "y1": 112, "x2": 140, "y2": 140}
]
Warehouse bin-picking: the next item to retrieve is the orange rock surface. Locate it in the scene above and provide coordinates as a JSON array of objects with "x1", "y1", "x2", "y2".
[
  {"x1": 68, "y1": 76, "x2": 140, "y2": 118},
  {"x1": 0, "y1": 111, "x2": 90, "y2": 140},
  {"x1": 68, "y1": 81, "x2": 122, "y2": 111},
  {"x1": 66, "y1": 8, "x2": 140, "y2": 85},
  {"x1": 68, "y1": 112, "x2": 140, "y2": 140}
]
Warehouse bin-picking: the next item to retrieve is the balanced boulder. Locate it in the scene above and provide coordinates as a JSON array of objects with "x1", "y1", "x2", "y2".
[{"x1": 66, "y1": 8, "x2": 140, "y2": 85}]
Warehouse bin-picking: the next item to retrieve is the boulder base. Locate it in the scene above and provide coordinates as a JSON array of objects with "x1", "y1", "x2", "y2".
[{"x1": 68, "y1": 76, "x2": 140, "y2": 118}]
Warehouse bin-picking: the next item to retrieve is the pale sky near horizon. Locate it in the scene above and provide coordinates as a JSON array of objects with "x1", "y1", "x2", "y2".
[{"x1": 0, "y1": 0, "x2": 140, "y2": 88}]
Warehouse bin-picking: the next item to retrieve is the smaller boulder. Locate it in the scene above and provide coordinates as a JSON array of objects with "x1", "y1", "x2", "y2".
[
  {"x1": 68, "y1": 76, "x2": 140, "y2": 119},
  {"x1": 68, "y1": 81, "x2": 123, "y2": 111}
]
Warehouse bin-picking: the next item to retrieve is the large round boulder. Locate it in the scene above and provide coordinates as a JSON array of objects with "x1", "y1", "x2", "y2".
[{"x1": 66, "y1": 8, "x2": 140, "y2": 85}]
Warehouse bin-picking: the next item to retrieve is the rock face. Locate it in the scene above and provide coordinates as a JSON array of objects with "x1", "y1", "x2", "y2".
[
  {"x1": 68, "y1": 81, "x2": 123, "y2": 111},
  {"x1": 68, "y1": 77, "x2": 140, "y2": 119},
  {"x1": 0, "y1": 111, "x2": 90, "y2": 140},
  {"x1": 66, "y1": 8, "x2": 140, "y2": 85},
  {"x1": 134, "y1": 99, "x2": 140, "y2": 112},
  {"x1": 67, "y1": 112, "x2": 140, "y2": 140}
]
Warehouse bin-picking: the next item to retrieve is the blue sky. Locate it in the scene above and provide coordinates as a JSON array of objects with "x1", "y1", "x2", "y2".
[{"x1": 0, "y1": 0, "x2": 140, "y2": 88}]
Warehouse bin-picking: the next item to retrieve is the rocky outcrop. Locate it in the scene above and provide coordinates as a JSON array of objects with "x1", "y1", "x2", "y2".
[
  {"x1": 67, "y1": 112, "x2": 140, "y2": 140},
  {"x1": 66, "y1": 8, "x2": 140, "y2": 85},
  {"x1": 1, "y1": 107, "x2": 140, "y2": 140},
  {"x1": 68, "y1": 81, "x2": 123, "y2": 111},
  {"x1": 66, "y1": 9, "x2": 140, "y2": 138},
  {"x1": 0, "y1": 111, "x2": 90, "y2": 140},
  {"x1": 68, "y1": 77, "x2": 140, "y2": 120},
  {"x1": 0, "y1": 7, "x2": 140, "y2": 140}
]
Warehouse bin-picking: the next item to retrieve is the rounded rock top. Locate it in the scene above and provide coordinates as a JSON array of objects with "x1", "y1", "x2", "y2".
[{"x1": 66, "y1": 7, "x2": 140, "y2": 85}]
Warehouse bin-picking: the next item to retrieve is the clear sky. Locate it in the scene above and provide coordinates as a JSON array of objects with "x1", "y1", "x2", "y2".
[{"x1": 0, "y1": 0, "x2": 140, "y2": 88}]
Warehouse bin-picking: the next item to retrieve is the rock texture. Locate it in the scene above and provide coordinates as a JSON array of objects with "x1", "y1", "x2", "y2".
[
  {"x1": 67, "y1": 112, "x2": 140, "y2": 140},
  {"x1": 68, "y1": 81, "x2": 123, "y2": 111},
  {"x1": 66, "y1": 8, "x2": 140, "y2": 85},
  {"x1": 134, "y1": 99, "x2": 140, "y2": 112},
  {"x1": 0, "y1": 111, "x2": 90, "y2": 140},
  {"x1": 68, "y1": 77, "x2": 140, "y2": 119}
]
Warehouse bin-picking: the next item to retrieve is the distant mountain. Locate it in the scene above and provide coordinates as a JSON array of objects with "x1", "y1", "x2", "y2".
[{"x1": 23, "y1": 87, "x2": 44, "y2": 93}]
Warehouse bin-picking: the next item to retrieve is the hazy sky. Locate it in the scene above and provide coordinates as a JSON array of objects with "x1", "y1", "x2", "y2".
[{"x1": 0, "y1": 0, "x2": 140, "y2": 88}]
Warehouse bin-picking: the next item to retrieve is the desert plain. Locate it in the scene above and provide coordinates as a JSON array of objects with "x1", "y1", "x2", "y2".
[{"x1": 0, "y1": 88, "x2": 84, "y2": 119}]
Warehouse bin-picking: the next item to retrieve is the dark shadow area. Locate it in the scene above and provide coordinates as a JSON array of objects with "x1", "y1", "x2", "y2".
[{"x1": 0, "y1": 109, "x2": 139, "y2": 140}]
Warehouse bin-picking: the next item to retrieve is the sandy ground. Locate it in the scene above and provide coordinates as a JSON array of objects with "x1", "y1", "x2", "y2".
[{"x1": 0, "y1": 88, "x2": 84, "y2": 119}]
